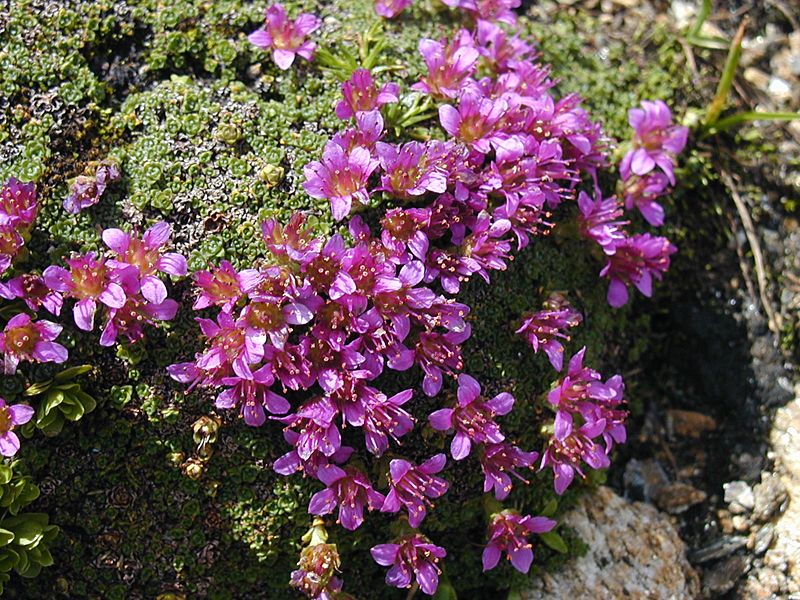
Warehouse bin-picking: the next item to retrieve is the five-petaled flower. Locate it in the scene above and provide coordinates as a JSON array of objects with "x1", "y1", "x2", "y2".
[{"x1": 248, "y1": 3, "x2": 321, "y2": 70}]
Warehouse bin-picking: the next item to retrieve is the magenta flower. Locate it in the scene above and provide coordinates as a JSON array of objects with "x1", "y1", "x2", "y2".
[
  {"x1": 371, "y1": 534, "x2": 446, "y2": 595},
  {"x1": 479, "y1": 442, "x2": 538, "y2": 500},
  {"x1": 576, "y1": 191, "x2": 627, "y2": 255},
  {"x1": 103, "y1": 222, "x2": 187, "y2": 304},
  {"x1": 475, "y1": 19, "x2": 533, "y2": 72},
  {"x1": 0, "y1": 274, "x2": 63, "y2": 315},
  {"x1": 193, "y1": 260, "x2": 261, "y2": 311},
  {"x1": 482, "y1": 511, "x2": 555, "y2": 573},
  {"x1": 99, "y1": 296, "x2": 179, "y2": 347},
  {"x1": 194, "y1": 309, "x2": 265, "y2": 380},
  {"x1": 216, "y1": 366, "x2": 289, "y2": 426},
  {"x1": 620, "y1": 100, "x2": 688, "y2": 185},
  {"x1": 273, "y1": 429, "x2": 354, "y2": 478},
  {"x1": 623, "y1": 171, "x2": 670, "y2": 226},
  {"x1": 376, "y1": 141, "x2": 448, "y2": 198},
  {"x1": 0, "y1": 178, "x2": 37, "y2": 230},
  {"x1": 374, "y1": 0, "x2": 412, "y2": 18},
  {"x1": 336, "y1": 69, "x2": 400, "y2": 119},
  {"x1": 331, "y1": 110, "x2": 386, "y2": 153},
  {"x1": 0, "y1": 399, "x2": 34, "y2": 457},
  {"x1": 303, "y1": 141, "x2": 379, "y2": 221},
  {"x1": 412, "y1": 33, "x2": 480, "y2": 99},
  {"x1": 277, "y1": 396, "x2": 342, "y2": 462},
  {"x1": 599, "y1": 233, "x2": 676, "y2": 307},
  {"x1": 439, "y1": 91, "x2": 509, "y2": 154},
  {"x1": 515, "y1": 294, "x2": 582, "y2": 371},
  {"x1": 0, "y1": 226, "x2": 25, "y2": 275},
  {"x1": 380, "y1": 208, "x2": 431, "y2": 260},
  {"x1": 441, "y1": 0, "x2": 520, "y2": 24},
  {"x1": 248, "y1": 4, "x2": 320, "y2": 70},
  {"x1": 428, "y1": 373, "x2": 514, "y2": 460},
  {"x1": 290, "y1": 543, "x2": 343, "y2": 600},
  {"x1": 362, "y1": 388, "x2": 415, "y2": 456},
  {"x1": 540, "y1": 418, "x2": 609, "y2": 495},
  {"x1": 63, "y1": 161, "x2": 121, "y2": 214},
  {"x1": 44, "y1": 253, "x2": 136, "y2": 331},
  {"x1": 309, "y1": 464, "x2": 385, "y2": 530},
  {"x1": 414, "y1": 327, "x2": 471, "y2": 396},
  {"x1": 0, "y1": 313, "x2": 68, "y2": 375},
  {"x1": 381, "y1": 454, "x2": 449, "y2": 527}
]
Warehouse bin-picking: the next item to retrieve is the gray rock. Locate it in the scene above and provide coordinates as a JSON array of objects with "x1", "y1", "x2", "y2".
[
  {"x1": 725, "y1": 480, "x2": 756, "y2": 513},
  {"x1": 523, "y1": 486, "x2": 700, "y2": 599},
  {"x1": 702, "y1": 555, "x2": 751, "y2": 598},
  {"x1": 690, "y1": 536, "x2": 749, "y2": 564},
  {"x1": 753, "y1": 473, "x2": 788, "y2": 522},
  {"x1": 655, "y1": 482, "x2": 707, "y2": 514}
]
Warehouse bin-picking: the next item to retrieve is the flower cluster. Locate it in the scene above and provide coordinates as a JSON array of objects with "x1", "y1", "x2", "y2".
[
  {"x1": 63, "y1": 161, "x2": 121, "y2": 215},
  {"x1": 541, "y1": 347, "x2": 627, "y2": 494},
  {"x1": 0, "y1": 178, "x2": 38, "y2": 274},
  {"x1": 248, "y1": 3, "x2": 320, "y2": 70},
  {"x1": 44, "y1": 222, "x2": 185, "y2": 345}
]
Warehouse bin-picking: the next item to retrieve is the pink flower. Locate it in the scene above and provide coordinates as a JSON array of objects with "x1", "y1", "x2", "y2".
[
  {"x1": 381, "y1": 454, "x2": 449, "y2": 527},
  {"x1": 103, "y1": 221, "x2": 188, "y2": 304},
  {"x1": 623, "y1": 171, "x2": 670, "y2": 226},
  {"x1": 439, "y1": 91, "x2": 509, "y2": 154},
  {"x1": 577, "y1": 191, "x2": 627, "y2": 255},
  {"x1": 428, "y1": 373, "x2": 514, "y2": 460},
  {"x1": 482, "y1": 511, "x2": 555, "y2": 573},
  {"x1": 192, "y1": 260, "x2": 261, "y2": 311},
  {"x1": 335, "y1": 69, "x2": 400, "y2": 120},
  {"x1": 0, "y1": 274, "x2": 63, "y2": 316},
  {"x1": 441, "y1": 0, "x2": 520, "y2": 24},
  {"x1": 479, "y1": 442, "x2": 538, "y2": 500},
  {"x1": 99, "y1": 296, "x2": 179, "y2": 347},
  {"x1": 0, "y1": 313, "x2": 68, "y2": 374},
  {"x1": 371, "y1": 534, "x2": 447, "y2": 595},
  {"x1": 516, "y1": 294, "x2": 582, "y2": 371},
  {"x1": 248, "y1": 4, "x2": 320, "y2": 70},
  {"x1": 63, "y1": 162, "x2": 120, "y2": 214},
  {"x1": 375, "y1": 141, "x2": 449, "y2": 198},
  {"x1": 0, "y1": 178, "x2": 38, "y2": 230},
  {"x1": 44, "y1": 252, "x2": 137, "y2": 331},
  {"x1": 412, "y1": 32, "x2": 479, "y2": 99},
  {"x1": 374, "y1": 0, "x2": 412, "y2": 18},
  {"x1": 216, "y1": 366, "x2": 289, "y2": 426},
  {"x1": 620, "y1": 100, "x2": 688, "y2": 185},
  {"x1": 540, "y1": 418, "x2": 610, "y2": 495},
  {"x1": 0, "y1": 226, "x2": 24, "y2": 275},
  {"x1": 0, "y1": 398, "x2": 34, "y2": 457},
  {"x1": 303, "y1": 141, "x2": 379, "y2": 221},
  {"x1": 600, "y1": 233, "x2": 676, "y2": 307},
  {"x1": 308, "y1": 464, "x2": 385, "y2": 530}
]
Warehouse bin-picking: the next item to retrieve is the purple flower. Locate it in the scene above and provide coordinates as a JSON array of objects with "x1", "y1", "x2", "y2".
[
  {"x1": 362, "y1": 388, "x2": 415, "y2": 456},
  {"x1": 194, "y1": 310, "x2": 265, "y2": 380},
  {"x1": 620, "y1": 100, "x2": 688, "y2": 185},
  {"x1": 381, "y1": 454, "x2": 449, "y2": 527},
  {"x1": 44, "y1": 252, "x2": 137, "y2": 331},
  {"x1": 216, "y1": 366, "x2": 289, "y2": 426},
  {"x1": 540, "y1": 417, "x2": 610, "y2": 495},
  {"x1": 371, "y1": 534, "x2": 446, "y2": 595},
  {"x1": 0, "y1": 226, "x2": 25, "y2": 275},
  {"x1": 103, "y1": 222, "x2": 187, "y2": 304},
  {"x1": 428, "y1": 373, "x2": 513, "y2": 460},
  {"x1": 290, "y1": 542, "x2": 343, "y2": 600},
  {"x1": 248, "y1": 4, "x2": 320, "y2": 70},
  {"x1": 0, "y1": 274, "x2": 63, "y2": 315},
  {"x1": 335, "y1": 69, "x2": 400, "y2": 120},
  {"x1": 277, "y1": 396, "x2": 342, "y2": 462},
  {"x1": 374, "y1": 0, "x2": 412, "y2": 18},
  {"x1": 599, "y1": 233, "x2": 676, "y2": 307},
  {"x1": 623, "y1": 171, "x2": 670, "y2": 227},
  {"x1": 0, "y1": 398, "x2": 34, "y2": 457},
  {"x1": 515, "y1": 293, "x2": 582, "y2": 371},
  {"x1": 439, "y1": 91, "x2": 509, "y2": 154},
  {"x1": 482, "y1": 511, "x2": 555, "y2": 573},
  {"x1": 0, "y1": 178, "x2": 37, "y2": 230},
  {"x1": 475, "y1": 19, "x2": 533, "y2": 73},
  {"x1": 303, "y1": 141, "x2": 379, "y2": 221},
  {"x1": 441, "y1": 0, "x2": 520, "y2": 24},
  {"x1": 577, "y1": 191, "x2": 627, "y2": 255},
  {"x1": 380, "y1": 208, "x2": 431, "y2": 260},
  {"x1": 99, "y1": 296, "x2": 179, "y2": 347},
  {"x1": 479, "y1": 442, "x2": 538, "y2": 500},
  {"x1": 63, "y1": 161, "x2": 120, "y2": 214},
  {"x1": 331, "y1": 110, "x2": 386, "y2": 153},
  {"x1": 376, "y1": 141, "x2": 448, "y2": 198},
  {"x1": 0, "y1": 313, "x2": 68, "y2": 375},
  {"x1": 412, "y1": 33, "x2": 479, "y2": 99},
  {"x1": 308, "y1": 464, "x2": 385, "y2": 530},
  {"x1": 192, "y1": 260, "x2": 261, "y2": 311},
  {"x1": 414, "y1": 327, "x2": 470, "y2": 396}
]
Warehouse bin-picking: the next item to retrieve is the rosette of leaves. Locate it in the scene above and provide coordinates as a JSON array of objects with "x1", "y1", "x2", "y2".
[
  {"x1": 0, "y1": 461, "x2": 57, "y2": 593},
  {"x1": 23, "y1": 366, "x2": 97, "y2": 436}
]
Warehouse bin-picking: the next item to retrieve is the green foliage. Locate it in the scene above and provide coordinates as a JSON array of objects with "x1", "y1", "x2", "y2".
[
  {"x1": 0, "y1": 463, "x2": 58, "y2": 593},
  {"x1": 22, "y1": 367, "x2": 98, "y2": 437}
]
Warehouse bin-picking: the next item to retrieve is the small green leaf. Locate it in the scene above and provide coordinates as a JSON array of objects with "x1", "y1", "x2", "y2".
[
  {"x1": 0, "y1": 529, "x2": 15, "y2": 547},
  {"x1": 540, "y1": 498, "x2": 558, "y2": 518},
  {"x1": 539, "y1": 531, "x2": 568, "y2": 554},
  {"x1": 53, "y1": 365, "x2": 92, "y2": 382},
  {"x1": 23, "y1": 381, "x2": 52, "y2": 397}
]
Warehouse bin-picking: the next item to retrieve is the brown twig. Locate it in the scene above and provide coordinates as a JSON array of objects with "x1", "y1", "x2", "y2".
[
  {"x1": 405, "y1": 582, "x2": 420, "y2": 600},
  {"x1": 719, "y1": 169, "x2": 782, "y2": 333}
]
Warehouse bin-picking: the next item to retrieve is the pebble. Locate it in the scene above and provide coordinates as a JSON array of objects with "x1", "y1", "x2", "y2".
[
  {"x1": 744, "y1": 67, "x2": 771, "y2": 90},
  {"x1": 702, "y1": 555, "x2": 750, "y2": 598},
  {"x1": 690, "y1": 536, "x2": 749, "y2": 564},
  {"x1": 667, "y1": 409, "x2": 717, "y2": 438},
  {"x1": 623, "y1": 458, "x2": 669, "y2": 502},
  {"x1": 767, "y1": 76, "x2": 792, "y2": 103},
  {"x1": 655, "y1": 482, "x2": 707, "y2": 514},
  {"x1": 725, "y1": 480, "x2": 756, "y2": 513},
  {"x1": 751, "y1": 524, "x2": 775, "y2": 556},
  {"x1": 752, "y1": 473, "x2": 787, "y2": 522}
]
